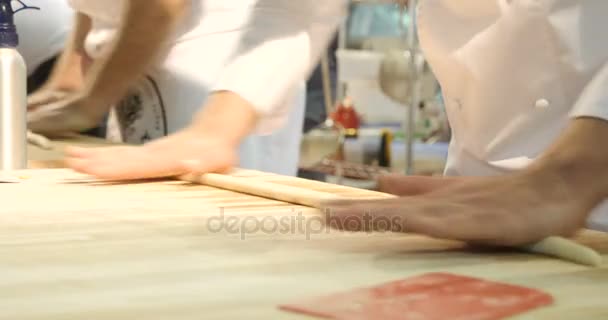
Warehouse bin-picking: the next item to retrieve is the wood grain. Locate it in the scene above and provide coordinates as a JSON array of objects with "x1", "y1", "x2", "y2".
[{"x1": 0, "y1": 169, "x2": 607, "y2": 319}]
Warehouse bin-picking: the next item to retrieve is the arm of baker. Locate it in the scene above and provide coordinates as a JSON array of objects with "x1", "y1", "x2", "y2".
[
  {"x1": 26, "y1": 12, "x2": 91, "y2": 149},
  {"x1": 27, "y1": 0, "x2": 189, "y2": 135},
  {"x1": 515, "y1": 62, "x2": 608, "y2": 237},
  {"x1": 538, "y1": 61, "x2": 608, "y2": 204},
  {"x1": 323, "y1": 78, "x2": 608, "y2": 246},
  {"x1": 534, "y1": 0, "x2": 608, "y2": 186},
  {"x1": 528, "y1": 1, "x2": 608, "y2": 222},
  {"x1": 319, "y1": 2, "x2": 608, "y2": 247},
  {"x1": 28, "y1": 12, "x2": 90, "y2": 104},
  {"x1": 187, "y1": 1, "x2": 348, "y2": 145},
  {"x1": 63, "y1": 1, "x2": 349, "y2": 180},
  {"x1": 79, "y1": 0, "x2": 189, "y2": 117}
]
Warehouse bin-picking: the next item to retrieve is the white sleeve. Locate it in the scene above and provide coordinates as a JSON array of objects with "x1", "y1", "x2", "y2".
[
  {"x1": 551, "y1": 1, "x2": 608, "y2": 122},
  {"x1": 570, "y1": 62, "x2": 608, "y2": 121},
  {"x1": 212, "y1": 1, "x2": 348, "y2": 134}
]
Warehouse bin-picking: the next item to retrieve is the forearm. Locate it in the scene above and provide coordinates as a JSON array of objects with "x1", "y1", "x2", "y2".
[
  {"x1": 82, "y1": 0, "x2": 187, "y2": 110},
  {"x1": 42, "y1": 13, "x2": 90, "y2": 92},
  {"x1": 529, "y1": 117, "x2": 608, "y2": 208},
  {"x1": 214, "y1": 2, "x2": 346, "y2": 125},
  {"x1": 525, "y1": 54, "x2": 608, "y2": 213},
  {"x1": 183, "y1": 3, "x2": 346, "y2": 147}
]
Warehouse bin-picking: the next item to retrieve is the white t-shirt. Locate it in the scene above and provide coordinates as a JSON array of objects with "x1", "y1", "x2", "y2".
[{"x1": 14, "y1": 0, "x2": 74, "y2": 76}]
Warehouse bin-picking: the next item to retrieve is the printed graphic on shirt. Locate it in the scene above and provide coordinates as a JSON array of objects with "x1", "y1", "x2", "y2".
[
  {"x1": 13, "y1": 1, "x2": 40, "y2": 12},
  {"x1": 106, "y1": 76, "x2": 168, "y2": 144}
]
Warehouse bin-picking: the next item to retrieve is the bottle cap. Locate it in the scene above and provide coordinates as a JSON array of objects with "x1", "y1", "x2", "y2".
[{"x1": 0, "y1": 0, "x2": 17, "y2": 47}]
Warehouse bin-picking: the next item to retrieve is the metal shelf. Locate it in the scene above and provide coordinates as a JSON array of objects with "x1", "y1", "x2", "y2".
[{"x1": 336, "y1": 0, "x2": 420, "y2": 175}]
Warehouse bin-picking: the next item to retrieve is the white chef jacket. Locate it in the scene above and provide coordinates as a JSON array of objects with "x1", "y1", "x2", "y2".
[
  {"x1": 14, "y1": 0, "x2": 74, "y2": 76},
  {"x1": 416, "y1": 0, "x2": 608, "y2": 230},
  {"x1": 67, "y1": 0, "x2": 347, "y2": 176}
]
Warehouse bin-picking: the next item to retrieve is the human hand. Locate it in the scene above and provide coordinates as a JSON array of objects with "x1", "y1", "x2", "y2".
[
  {"x1": 64, "y1": 127, "x2": 238, "y2": 180},
  {"x1": 27, "y1": 93, "x2": 105, "y2": 137},
  {"x1": 27, "y1": 130, "x2": 52, "y2": 150},
  {"x1": 27, "y1": 88, "x2": 90, "y2": 146},
  {"x1": 27, "y1": 88, "x2": 73, "y2": 111},
  {"x1": 325, "y1": 172, "x2": 592, "y2": 246}
]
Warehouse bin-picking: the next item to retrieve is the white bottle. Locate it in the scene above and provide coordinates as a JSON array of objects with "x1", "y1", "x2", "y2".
[{"x1": 0, "y1": 0, "x2": 26, "y2": 170}]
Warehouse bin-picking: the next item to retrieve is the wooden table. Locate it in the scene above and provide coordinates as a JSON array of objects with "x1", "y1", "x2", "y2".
[{"x1": 1, "y1": 169, "x2": 607, "y2": 319}]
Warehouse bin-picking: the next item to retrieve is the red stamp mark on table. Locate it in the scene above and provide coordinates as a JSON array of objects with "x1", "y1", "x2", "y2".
[{"x1": 279, "y1": 273, "x2": 553, "y2": 320}]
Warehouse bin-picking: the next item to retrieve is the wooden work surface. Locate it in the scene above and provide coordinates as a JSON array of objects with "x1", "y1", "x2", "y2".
[{"x1": 1, "y1": 169, "x2": 607, "y2": 319}]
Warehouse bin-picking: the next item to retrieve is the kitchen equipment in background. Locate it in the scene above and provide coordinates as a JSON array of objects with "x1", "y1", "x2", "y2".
[
  {"x1": 342, "y1": 127, "x2": 391, "y2": 167},
  {"x1": 391, "y1": 139, "x2": 448, "y2": 175},
  {"x1": 303, "y1": 1, "x2": 448, "y2": 183},
  {"x1": 335, "y1": 49, "x2": 406, "y2": 124},
  {"x1": 334, "y1": 48, "x2": 440, "y2": 127},
  {"x1": 378, "y1": 50, "x2": 438, "y2": 108},
  {"x1": 377, "y1": 0, "x2": 419, "y2": 175},
  {"x1": 336, "y1": 1, "x2": 417, "y2": 125},
  {"x1": 299, "y1": 121, "x2": 344, "y2": 170},
  {"x1": 337, "y1": 1, "x2": 444, "y2": 175},
  {"x1": 329, "y1": 96, "x2": 361, "y2": 133},
  {"x1": 341, "y1": 127, "x2": 448, "y2": 176},
  {"x1": 304, "y1": 158, "x2": 394, "y2": 185},
  {"x1": 299, "y1": 53, "x2": 346, "y2": 176}
]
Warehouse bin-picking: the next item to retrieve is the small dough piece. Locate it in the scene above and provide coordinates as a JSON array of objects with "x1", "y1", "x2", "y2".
[
  {"x1": 521, "y1": 236, "x2": 603, "y2": 267},
  {"x1": 27, "y1": 130, "x2": 53, "y2": 150}
]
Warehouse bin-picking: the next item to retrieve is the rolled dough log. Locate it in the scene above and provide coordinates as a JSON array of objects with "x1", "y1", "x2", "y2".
[
  {"x1": 180, "y1": 172, "x2": 344, "y2": 208},
  {"x1": 521, "y1": 236, "x2": 603, "y2": 267},
  {"x1": 27, "y1": 130, "x2": 52, "y2": 150},
  {"x1": 180, "y1": 172, "x2": 603, "y2": 267}
]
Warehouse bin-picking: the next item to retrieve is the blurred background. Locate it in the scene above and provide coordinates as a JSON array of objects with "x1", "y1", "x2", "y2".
[{"x1": 298, "y1": 0, "x2": 449, "y2": 188}]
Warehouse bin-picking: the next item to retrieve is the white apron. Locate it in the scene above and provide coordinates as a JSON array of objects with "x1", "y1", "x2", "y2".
[
  {"x1": 69, "y1": 0, "x2": 306, "y2": 176},
  {"x1": 416, "y1": 0, "x2": 608, "y2": 230}
]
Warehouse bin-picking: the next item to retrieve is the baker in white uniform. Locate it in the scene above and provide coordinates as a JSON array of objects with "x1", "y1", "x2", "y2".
[
  {"x1": 27, "y1": 0, "x2": 312, "y2": 176},
  {"x1": 51, "y1": 0, "x2": 607, "y2": 246},
  {"x1": 328, "y1": 0, "x2": 608, "y2": 245}
]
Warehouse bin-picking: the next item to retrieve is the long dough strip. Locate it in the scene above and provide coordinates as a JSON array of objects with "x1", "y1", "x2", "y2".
[
  {"x1": 521, "y1": 236, "x2": 603, "y2": 267},
  {"x1": 180, "y1": 171, "x2": 345, "y2": 208},
  {"x1": 27, "y1": 130, "x2": 53, "y2": 150},
  {"x1": 180, "y1": 172, "x2": 603, "y2": 267}
]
